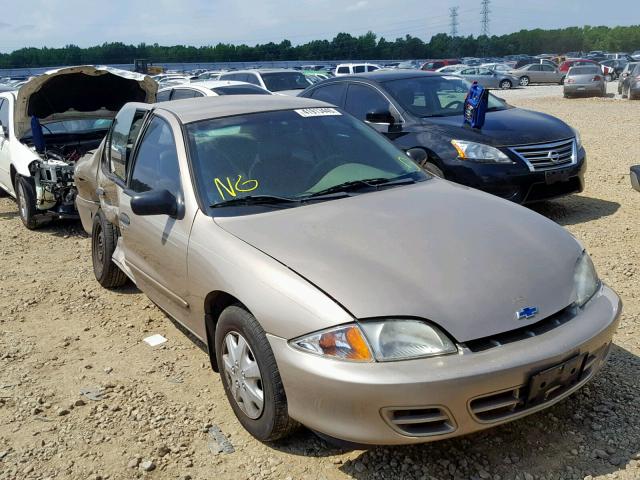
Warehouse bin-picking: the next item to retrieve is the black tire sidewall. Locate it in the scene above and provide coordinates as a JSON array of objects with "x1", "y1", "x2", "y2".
[
  {"x1": 16, "y1": 176, "x2": 38, "y2": 229},
  {"x1": 92, "y1": 212, "x2": 107, "y2": 281},
  {"x1": 215, "y1": 306, "x2": 285, "y2": 442}
]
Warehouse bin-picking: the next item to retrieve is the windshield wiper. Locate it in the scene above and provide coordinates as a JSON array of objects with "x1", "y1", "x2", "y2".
[
  {"x1": 304, "y1": 174, "x2": 417, "y2": 198},
  {"x1": 211, "y1": 194, "x2": 301, "y2": 208}
]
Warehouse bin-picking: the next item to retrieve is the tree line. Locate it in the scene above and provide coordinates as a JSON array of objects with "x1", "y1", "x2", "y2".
[{"x1": 1, "y1": 25, "x2": 639, "y2": 68}]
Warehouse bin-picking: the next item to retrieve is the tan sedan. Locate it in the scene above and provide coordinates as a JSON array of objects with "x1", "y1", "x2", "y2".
[{"x1": 75, "y1": 95, "x2": 620, "y2": 446}]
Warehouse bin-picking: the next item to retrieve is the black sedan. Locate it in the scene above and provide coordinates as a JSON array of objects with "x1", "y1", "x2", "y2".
[{"x1": 299, "y1": 71, "x2": 586, "y2": 204}]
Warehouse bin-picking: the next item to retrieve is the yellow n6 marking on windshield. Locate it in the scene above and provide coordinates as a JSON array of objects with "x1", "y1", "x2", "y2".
[{"x1": 214, "y1": 175, "x2": 259, "y2": 200}]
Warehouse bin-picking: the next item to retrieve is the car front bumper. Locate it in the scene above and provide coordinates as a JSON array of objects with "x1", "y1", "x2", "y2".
[
  {"x1": 443, "y1": 147, "x2": 586, "y2": 204},
  {"x1": 268, "y1": 285, "x2": 621, "y2": 445}
]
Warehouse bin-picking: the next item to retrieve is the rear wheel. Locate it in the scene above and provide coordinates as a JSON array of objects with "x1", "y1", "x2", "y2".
[
  {"x1": 91, "y1": 210, "x2": 128, "y2": 288},
  {"x1": 519, "y1": 76, "x2": 530, "y2": 86},
  {"x1": 15, "y1": 176, "x2": 39, "y2": 230},
  {"x1": 499, "y1": 79, "x2": 512, "y2": 89},
  {"x1": 215, "y1": 305, "x2": 298, "y2": 442}
]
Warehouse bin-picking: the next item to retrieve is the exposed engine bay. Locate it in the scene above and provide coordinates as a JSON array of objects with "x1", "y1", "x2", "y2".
[{"x1": 25, "y1": 137, "x2": 102, "y2": 215}]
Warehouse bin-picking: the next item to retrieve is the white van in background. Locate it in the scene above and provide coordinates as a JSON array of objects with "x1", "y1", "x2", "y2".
[{"x1": 334, "y1": 63, "x2": 381, "y2": 76}]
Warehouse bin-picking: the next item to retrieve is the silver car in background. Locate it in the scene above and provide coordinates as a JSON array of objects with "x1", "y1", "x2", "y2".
[
  {"x1": 563, "y1": 66, "x2": 606, "y2": 98},
  {"x1": 511, "y1": 63, "x2": 565, "y2": 86},
  {"x1": 455, "y1": 66, "x2": 520, "y2": 89},
  {"x1": 75, "y1": 96, "x2": 621, "y2": 447}
]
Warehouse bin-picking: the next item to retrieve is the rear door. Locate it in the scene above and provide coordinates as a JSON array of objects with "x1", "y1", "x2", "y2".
[
  {"x1": 540, "y1": 64, "x2": 560, "y2": 83},
  {"x1": 117, "y1": 112, "x2": 197, "y2": 326}
]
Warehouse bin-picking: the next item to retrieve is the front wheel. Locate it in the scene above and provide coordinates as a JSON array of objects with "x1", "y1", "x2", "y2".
[
  {"x1": 215, "y1": 305, "x2": 298, "y2": 442},
  {"x1": 92, "y1": 210, "x2": 128, "y2": 288},
  {"x1": 15, "y1": 176, "x2": 39, "y2": 230},
  {"x1": 519, "y1": 76, "x2": 530, "y2": 86},
  {"x1": 499, "y1": 79, "x2": 512, "y2": 89}
]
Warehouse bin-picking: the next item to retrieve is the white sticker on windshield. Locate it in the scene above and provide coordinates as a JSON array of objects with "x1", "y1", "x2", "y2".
[{"x1": 295, "y1": 108, "x2": 342, "y2": 117}]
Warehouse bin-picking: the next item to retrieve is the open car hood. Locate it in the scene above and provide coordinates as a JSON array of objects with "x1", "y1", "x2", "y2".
[{"x1": 15, "y1": 65, "x2": 157, "y2": 139}]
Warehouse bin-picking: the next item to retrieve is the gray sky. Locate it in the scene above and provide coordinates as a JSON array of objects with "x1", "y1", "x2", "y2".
[{"x1": 0, "y1": 0, "x2": 637, "y2": 53}]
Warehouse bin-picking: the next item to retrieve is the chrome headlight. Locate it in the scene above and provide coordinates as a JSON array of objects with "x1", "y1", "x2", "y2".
[
  {"x1": 291, "y1": 320, "x2": 457, "y2": 362},
  {"x1": 451, "y1": 140, "x2": 513, "y2": 163},
  {"x1": 359, "y1": 319, "x2": 457, "y2": 361},
  {"x1": 573, "y1": 251, "x2": 600, "y2": 308}
]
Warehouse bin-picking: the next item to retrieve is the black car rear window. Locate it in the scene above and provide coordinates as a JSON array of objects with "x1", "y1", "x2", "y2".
[{"x1": 211, "y1": 85, "x2": 270, "y2": 95}]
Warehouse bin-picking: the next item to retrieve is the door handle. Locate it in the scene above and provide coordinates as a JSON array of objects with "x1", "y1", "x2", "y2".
[{"x1": 119, "y1": 212, "x2": 130, "y2": 226}]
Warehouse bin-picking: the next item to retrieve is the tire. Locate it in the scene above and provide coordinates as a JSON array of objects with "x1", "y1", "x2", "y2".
[
  {"x1": 15, "y1": 176, "x2": 39, "y2": 230},
  {"x1": 215, "y1": 305, "x2": 298, "y2": 442},
  {"x1": 519, "y1": 76, "x2": 530, "y2": 86},
  {"x1": 499, "y1": 79, "x2": 512, "y2": 89},
  {"x1": 91, "y1": 210, "x2": 128, "y2": 288},
  {"x1": 423, "y1": 162, "x2": 445, "y2": 178}
]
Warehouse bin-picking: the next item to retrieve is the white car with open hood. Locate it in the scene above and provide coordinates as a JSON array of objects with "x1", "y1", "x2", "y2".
[{"x1": 0, "y1": 65, "x2": 156, "y2": 229}]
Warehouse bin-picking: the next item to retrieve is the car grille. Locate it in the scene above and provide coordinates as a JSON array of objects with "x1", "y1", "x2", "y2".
[
  {"x1": 469, "y1": 342, "x2": 611, "y2": 423},
  {"x1": 463, "y1": 306, "x2": 575, "y2": 353},
  {"x1": 381, "y1": 406, "x2": 456, "y2": 437},
  {"x1": 508, "y1": 138, "x2": 576, "y2": 171}
]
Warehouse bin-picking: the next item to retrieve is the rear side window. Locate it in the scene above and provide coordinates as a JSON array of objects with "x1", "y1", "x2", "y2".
[
  {"x1": 108, "y1": 106, "x2": 147, "y2": 181},
  {"x1": 156, "y1": 90, "x2": 171, "y2": 102},
  {"x1": 172, "y1": 89, "x2": 199, "y2": 100},
  {"x1": 529, "y1": 65, "x2": 542, "y2": 71},
  {"x1": 353, "y1": 65, "x2": 366, "y2": 73},
  {"x1": 337, "y1": 66, "x2": 349, "y2": 74},
  {"x1": 367, "y1": 65, "x2": 379, "y2": 72},
  {"x1": 541, "y1": 65, "x2": 555, "y2": 72},
  {"x1": 129, "y1": 117, "x2": 181, "y2": 197},
  {"x1": 309, "y1": 83, "x2": 346, "y2": 106},
  {"x1": 0, "y1": 99, "x2": 9, "y2": 131}
]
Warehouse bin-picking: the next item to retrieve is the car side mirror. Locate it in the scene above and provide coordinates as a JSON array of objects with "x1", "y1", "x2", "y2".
[
  {"x1": 366, "y1": 110, "x2": 395, "y2": 126},
  {"x1": 631, "y1": 165, "x2": 640, "y2": 192},
  {"x1": 130, "y1": 189, "x2": 178, "y2": 217},
  {"x1": 406, "y1": 148, "x2": 427, "y2": 165}
]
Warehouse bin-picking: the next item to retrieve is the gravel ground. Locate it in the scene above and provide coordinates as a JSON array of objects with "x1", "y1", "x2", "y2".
[{"x1": 1, "y1": 86, "x2": 640, "y2": 480}]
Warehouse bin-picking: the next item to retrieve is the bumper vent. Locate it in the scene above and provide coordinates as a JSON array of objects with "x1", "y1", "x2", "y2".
[
  {"x1": 381, "y1": 406, "x2": 456, "y2": 437},
  {"x1": 509, "y1": 138, "x2": 576, "y2": 171},
  {"x1": 463, "y1": 306, "x2": 574, "y2": 353}
]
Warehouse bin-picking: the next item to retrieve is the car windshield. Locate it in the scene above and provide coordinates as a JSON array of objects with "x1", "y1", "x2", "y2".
[
  {"x1": 27, "y1": 118, "x2": 113, "y2": 137},
  {"x1": 261, "y1": 72, "x2": 311, "y2": 91},
  {"x1": 383, "y1": 76, "x2": 508, "y2": 117},
  {"x1": 186, "y1": 109, "x2": 427, "y2": 211},
  {"x1": 211, "y1": 85, "x2": 270, "y2": 95}
]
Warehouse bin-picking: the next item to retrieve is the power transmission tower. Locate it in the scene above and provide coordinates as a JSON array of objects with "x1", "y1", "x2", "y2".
[
  {"x1": 480, "y1": 0, "x2": 490, "y2": 37},
  {"x1": 449, "y1": 7, "x2": 459, "y2": 37}
]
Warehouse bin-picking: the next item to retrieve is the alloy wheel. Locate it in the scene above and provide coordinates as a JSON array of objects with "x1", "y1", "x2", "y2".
[{"x1": 222, "y1": 331, "x2": 264, "y2": 419}]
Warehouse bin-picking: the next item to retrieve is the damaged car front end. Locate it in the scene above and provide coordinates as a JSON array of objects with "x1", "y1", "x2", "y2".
[{"x1": 0, "y1": 65, "x2": 156, "y2": 228}]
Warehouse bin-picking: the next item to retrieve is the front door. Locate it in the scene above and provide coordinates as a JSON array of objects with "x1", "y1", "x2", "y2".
[
  {"x1": 0, "y1": 99, "x2": 13, "y2": 194},
  {"x1": 118, "y1": 114, "x2": 194, "y2": 324}
]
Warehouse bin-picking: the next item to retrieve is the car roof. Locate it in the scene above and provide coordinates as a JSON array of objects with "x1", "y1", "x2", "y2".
[
  {"x1": 161, "y1": 80, "x2": 262, "y2": 91},
  {"x1": 222, "y1": 69, "x2": 298, "y2": 74},
  {"x1": 323, "y1": 70, "x2": 443, "y2": 83},
  {"x1": 156, "y1": 95, "x2": 331, "y2": 124}
]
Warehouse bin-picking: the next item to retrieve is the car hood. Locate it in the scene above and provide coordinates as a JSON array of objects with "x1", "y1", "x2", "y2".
[
  {"x1": 15, "y1": 65, "x2": 157, "y2": 139},
  {"x1": 423, "y1": 107, "x2": 575, "y2": 147},
  {"x1": 215, "y1": 180, "x2": 582, "y2": 342}
]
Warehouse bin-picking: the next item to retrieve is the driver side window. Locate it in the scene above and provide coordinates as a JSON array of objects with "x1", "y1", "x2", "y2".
[
  {"x1": 129, "y1": 117, "x2": 181, "y2": 198},
  {"x1": 0, "y1": 99, "x2": 9, "y2": 133},
  {"x1": 345, "y1": 84, "x2": 391, "y2": 121}
]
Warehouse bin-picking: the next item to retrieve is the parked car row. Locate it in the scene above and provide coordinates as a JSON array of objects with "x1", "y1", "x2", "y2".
[{"x1": 0, "y1": 65, "x2": 622, "y2": 449}]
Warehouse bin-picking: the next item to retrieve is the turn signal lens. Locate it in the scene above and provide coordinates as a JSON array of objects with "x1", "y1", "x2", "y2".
[{"x1": 291, "y1": 324, "x2": 374, "y2": 362}]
